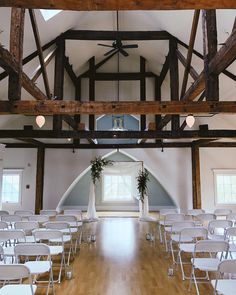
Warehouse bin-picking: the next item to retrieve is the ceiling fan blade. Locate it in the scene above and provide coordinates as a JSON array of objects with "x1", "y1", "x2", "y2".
[
  {"x1": 97, "y1": 43, "x2": 114, "y2": 48},
  {"x1": 119, "y1": 48, "x2": 129, "y2": 57},
  {"x1": 104, "y1": 48, "x2": 117, "y2": 56},
  {"x1": 122, "y1": 44, "x2": 138, "y2": 49}
]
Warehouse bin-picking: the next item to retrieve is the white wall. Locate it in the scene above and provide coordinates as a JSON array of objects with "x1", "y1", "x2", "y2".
[
  {"x1": 43, "y1": 148, "x2": 192, "y2": 211},
  {"x1": 2, "y1": 148, "x2": 37, "y2": 213},
  {"x1": 200, "y1": 147, "x2": 236, "y2": 213}
]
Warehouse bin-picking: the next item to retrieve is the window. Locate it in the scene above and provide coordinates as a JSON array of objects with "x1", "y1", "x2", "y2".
[
  {"x1": 40, "y1": 9, "x2": 62, "y2": 21},
  {"x1": 214, "y1": 170, "x2": 236, "y2": 204},
  {"x1": 1, "y1": 169, "x2": 23, "y2": 204},
  {"x1": 103, "y1": 174, "x2": 134, "y2": 202}
]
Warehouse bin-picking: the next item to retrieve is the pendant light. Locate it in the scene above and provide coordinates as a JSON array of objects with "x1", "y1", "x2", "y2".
[
  {"x1": 36, "y1": 115, "x2": 45, "y2": 128},
  {"x1": 186, "y1": 114, "x2": 195, "y2": 128}
]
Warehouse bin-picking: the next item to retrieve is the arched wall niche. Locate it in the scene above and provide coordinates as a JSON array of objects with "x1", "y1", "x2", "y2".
[{"x1": 57, "y1": 150, "x2": 176, "y2": 211}]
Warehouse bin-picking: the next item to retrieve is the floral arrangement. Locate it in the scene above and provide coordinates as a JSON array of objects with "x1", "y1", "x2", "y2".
[
  {"x1": 136, "y1": 169, "x2": 150, "y2": 203},
  {"x1": 90, "y1": 156, "x2": 113, "y2": 184}
]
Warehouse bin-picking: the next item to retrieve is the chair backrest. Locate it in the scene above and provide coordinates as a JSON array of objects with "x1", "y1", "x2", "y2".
[
  {"x1": 164, "y1": 213, "x2": 185, "y2": 225},
  {"x1": 0, "y1": 264, "x2": 32, "y2": 280},
  {"x1": 208, "y1": 220, "x2": 233, "y2": 233},
  {"x1": 225, "y1": 227, "x2": 236, "y2": 240},
  {"x1": 28, "y1": 215, "x2": 49, "y2": 222},
  {"x1": 1, "y1": 215, "x2": 22, "y2": 222},
  {"x1": 218, "y1": 259, "x2": 236, "y2": 274},
  {"x1": 56, "y1": 215, "x2": 77, "y2": 222},
  {"x1": 194, "y1": 240, "x2": 229, "y2": 253},
  {"x1": 14, "y1": 210, "x2": 34, "y2": 216},
  {"x1": 64, "y1": 210, "x2": 83, "y2": 220},
  {"x1": 197, "y1": 213, "x2": 216, "y2": 222},
  {"x1": 0, "y1": 210, "x2": 9, "y2": 216},
  {"x1": 171, "y1": 221, "x2": 195, "y2": 233},
  {"x1": 160, "y1": 208, "x2": 179, "y2": 216},
  {"x1": 0, "y1": 221, "x2": 9, "y2": 229},
  {"x1": 214, "y1": 209, "x2": 232, "y2": 216},
  {"x1": 179, "y1": 227, "x2": 208, "y2": 241},
  {"x1": 14, "y1": 243, "x2": 50, "y2": 257},
  {"x1": 0, "y1": 229, "x2": 26, "y2": 242},
  {"x1": 40, "y1": 210, "x2": 58, "y2": 217},
  {"x1": 33, "y1": 229, "x2": 63, "y2": 242},
  {"x1": 227, "y1": 213, "x2": 236, "y2": 222},
  {"x1": 14, "y1": 221, "x2": 39, "y2": 234},
  {"x1": 187, "y1": 209, "x2": 205, "y2": 216},
  {"x1": 45, "y1": 222, "x2": 70, "y2": 231}
]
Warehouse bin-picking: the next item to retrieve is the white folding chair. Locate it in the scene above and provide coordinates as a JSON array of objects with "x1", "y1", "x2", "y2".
[
  {"x1": 56, "y1": 215, "x2": 82, "y2": 252},
  {"x1": 214, "y1": 209, "x2": 232, "y2": 219},
  {"x1": 14, "y1": 243, "x2": 54, "y2": 295},
  {"x1": 33, "y1": 229, "x2": 66, "y2": 283},
  {"x1": 169, "y1": 221, "x2": 195, "y2": 264},
  {"x1": 187, "y1": 209, "x2": 205, "y2": 217},
  {"x1": 1, "y1": 215, "x2": 22, "y2": 228},
  {"x1": 0, "y1": 222, "x2": 8, "y2": 230},
  {"x1": 227, "y1": 213, "x2": 236, "y2": 226},
  {"x1": 28, "y1": 215, "x2": 49, "y2": 227},
  {"x1": 189, "y1": 240, "x2": 229, "y2": 295},
  {"x1": 157, "y1": 209, "x2": 179, "y2": 243},
  {"x1": 64, "y1": 209, "x2": 83, "y2": 221},
  {"x1": 0, "y1": 211, "x2": 9, "y2": 217},
  {"x1": 211, "y1": 259, "x2": 236, "y2": 295},
  {"x1": 40, "y1": 210, "x2": 58, "y2": 218},
  {"x1": 0, "y1": 264, "x2": 36, "y2": 295},
  {"x1": 208, "y1": 220, "x2": 233, "y2": 240},
  {"x1": 225, "y1": 227, "x2": 236, "y2": 259},
  {"x1": 178, "y1": 227, "x2": 208, "y2": 280},
  {"x1": 15, "y1": 221, "x2": 39, "y2": 242},
  {"x1": 14, "y1": 210, "x2": 34, "y2": 216},
  {"x1": 196, "y1": 213, "x2": 216, "y2": 227}
]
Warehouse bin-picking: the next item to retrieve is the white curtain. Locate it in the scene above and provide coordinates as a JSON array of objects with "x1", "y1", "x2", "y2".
[
  {"x1": 86, "y1": 181, "x2": 98, "y2": 220},
  {"x1": 0, "y1": 144, "x2": 5, "y2": 210}
]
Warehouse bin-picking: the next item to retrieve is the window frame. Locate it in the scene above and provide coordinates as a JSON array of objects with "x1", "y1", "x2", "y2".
[
  {"x1": 213, "y1": 169, "x2": 236, "y2": 205},
  {"x1": 1, "y1": 169, "x2": 23, "y2": 205},
  {"x1": 102, "y1": 172, "x2": 136, "y2": 203}
]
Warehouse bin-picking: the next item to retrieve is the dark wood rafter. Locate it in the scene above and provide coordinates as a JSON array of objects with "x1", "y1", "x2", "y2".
[
  {"x1": 202, "y1": 9, "x2": 219, "y2": 101},
  {"x1": 0, "y1": 45, "x2": 47, "y2": 100},
  {"x1": 180, "y1": 10, "x2": 200, "y2": 98},
  {"x1": 140, "y1": 56, "x2": 146, "y2": 131},
  {"x1": 64, "y1": 56, "x2": 77, "y2": 86},
  {"x1": 53, "y1": 39, "x2": 65, "y2": 130},
  {"x1": 191, "y1": 145, "x2": 201, "y2": 209},
  {"x1": 15, "y1": 137, "x2": 44, "y2": 146},
  {"x1": 8, "y1": 8, "x2": 25, "y2": 101},
  {"x1": 159, "y1": 54, "x2": 169, "y2": 85},
  {"x1": 1, "y1": 0, "x2": 235, "y2": 10},
  {"x1": 74, "y1": 78, "x2": 81, "y2": 145},
  {"x1": 29, "y1": 9, "x2": 51, "y2": 98},
  {"x1": 89, "y1": 56, "x2": 95, "y2": 131},
  {"x1": 35, "y1": 146, "x2": 45, "y2": 214},
  {"x1": 80, "y1": 72, "x2": 156, "y2": 80},
  {"x1": 176, "y1": 50, "x2": 198, "y2": 81},
  {"x1": 32, "y1": 48, "x2": 56, "y2": 83},
  {"x1": 169, "y1": 38, "x2": 179, "y2": 130}
]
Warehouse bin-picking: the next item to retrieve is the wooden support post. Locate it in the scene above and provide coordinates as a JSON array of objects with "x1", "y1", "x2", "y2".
[
  {"x1": 35, "y1": 146, "x2": 45, "y2": 214},
  {"x1": 202, "y1": 10, "x2": 219, "y2": 101},
  {"x1": 53, "y1": 39, "x2": 65, "y2": 130},
  {"x1": 155, "y1": 76, "x2": 162, "y2": 143},
  {"x1": 74, "y1": 78, "x2": 81, "y2": 144},
  {"x1": 29, "y1": 9, "x2": 51, "y2": 98},
  {"x1": 191, "y1": 145, "x2": 201, "y2": 209},
  {"x1": 8, "y1": 8, "x2": 25, "y2": 101},
  {"x1": 140, "y1": 56, "x2": 146, "y2": 131},
  {"x1": 89, "y1": 57, "x2": 95, "y2": 131},
  {"x1": 169, "y1": 38, "x2": 180, "y2": 130}
]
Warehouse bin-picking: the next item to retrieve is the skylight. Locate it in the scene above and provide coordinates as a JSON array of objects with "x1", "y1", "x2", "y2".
[{"x1": 40, "y1": 9, "x2": 62, "y2": 21}]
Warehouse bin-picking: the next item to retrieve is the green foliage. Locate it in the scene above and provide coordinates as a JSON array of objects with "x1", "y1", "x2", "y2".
[
  {"x1": 136, "y1": 169, "x2": 149, "y2": 203},
  {"x1": 90, "y1": 156, "x2": 113, "y2": 184}
]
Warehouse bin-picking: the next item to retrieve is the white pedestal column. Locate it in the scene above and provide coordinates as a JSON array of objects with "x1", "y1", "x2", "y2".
[
  {"x1": 85, "y1": 181, "x2": 99, "y2": 222},
  {"x1": 139, "y1": 195, "x2": 156, "y2": 221}
]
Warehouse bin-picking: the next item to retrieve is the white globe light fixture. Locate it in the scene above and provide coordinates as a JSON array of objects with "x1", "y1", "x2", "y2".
[
  {"x1": 36, "y1": 115, "x2": 45, "y2": 128},
  {"x1": 186, "y1": 114, "x2": 195, "y2": 128}
]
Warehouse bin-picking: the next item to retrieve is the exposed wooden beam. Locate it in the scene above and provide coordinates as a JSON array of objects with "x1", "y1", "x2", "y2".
[
  {"x1": 0, "y1": 45, "x2": 47, "y2": 100},
  {"x1": 180, "y1": 10, "x2": 200, "y2": 98},
  {"x1": 140, "y1": 56, "x2": 146, "y2": 131},
  {"x1": 64, "y1": 56, "x2": 77, "y2": 86},
  {"x1": 1, "y1": 0, "x2": 235, "y2": 10},
  {"x1": 29, "y1": 9, "x2": 51, "y2": 98},
  {"x1": 32, "y1": 48, "x2": 56, "y2": 83},
  {"x1": 0, "y1": 129, "x2": 236, "y2": 139},
  {"x1": 35, "y1": 146, "x2": 45, "y2": 214},
  {"x1": 176, "y1": 49, "x2": 198, "y2": 80},
  {"x1": 89, "y1": 57, "x2": 95, "y2": 131},
  {"x1": 62, "y1": 30, "x2": 171, "y2": 40},
  {"x1": 8, "y1": 8, "x2": 25, "y2": 101},
  {"x1": 202, "y1": 9, "x2": 219, "y2": 101},
  {"x1": 169, "y1": 38, "x2": 179, "y2": 130},
  {"x1": 191, "y1": 145, "x2": 201, "y2": 209},
  {"x1": 159, "y1": 54, "x2": 169, "y2": 85},
  {"x1": 15, "y1": 137, "x2": 44, "y2": 146},
  {"x1": 2, "y1": 100, "x2": 236, "y2": 115},
  {"x1": 80, "y1": 72, "x2": 157, "y2": 80}
]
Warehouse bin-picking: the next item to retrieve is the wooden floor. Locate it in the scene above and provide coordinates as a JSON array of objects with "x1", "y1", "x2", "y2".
[{"x1": 47, "y1": 218, "x2": 212, "y2": 295}]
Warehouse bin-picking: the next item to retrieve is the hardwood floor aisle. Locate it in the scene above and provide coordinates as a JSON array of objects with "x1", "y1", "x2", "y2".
[{"x1": 52, "y1": 218, "x2": 211, "y2": 295}]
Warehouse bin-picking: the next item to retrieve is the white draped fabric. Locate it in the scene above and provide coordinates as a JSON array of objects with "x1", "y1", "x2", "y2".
[{"x1": 86, "y1": 181, "x2": 98, "y2": 220}]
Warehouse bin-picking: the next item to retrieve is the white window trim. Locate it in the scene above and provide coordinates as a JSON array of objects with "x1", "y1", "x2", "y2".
[
  {"x1": 102, "y1": 173, "x2": 136, "y2": 204},
  {"x1": 2, "y1": 169, "x2": 23, "y2": 205},
  {"x1": 213, "y1": 169, "x2": 236, "y2": 205}
]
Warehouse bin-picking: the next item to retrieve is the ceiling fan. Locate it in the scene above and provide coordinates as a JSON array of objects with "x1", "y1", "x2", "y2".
[{"x1": 97, "y1": 11, "x2": 138, "y2": 57}]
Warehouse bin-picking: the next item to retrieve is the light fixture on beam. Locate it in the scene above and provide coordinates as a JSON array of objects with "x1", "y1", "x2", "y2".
[
  {"x1": 36, "y1": 115, "x2": 45, "y2": 128},
  {"x1": 186, "y1": 114, "x2": 195, "y2": 128}
]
